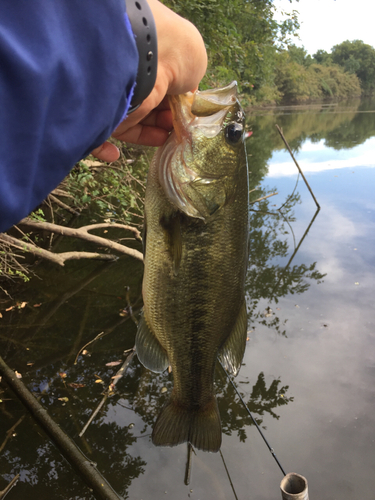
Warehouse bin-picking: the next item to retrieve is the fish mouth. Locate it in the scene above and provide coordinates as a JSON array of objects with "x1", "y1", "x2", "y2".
[{"x1": 169, "y1": 81, "x2": 239, "y2": 141}]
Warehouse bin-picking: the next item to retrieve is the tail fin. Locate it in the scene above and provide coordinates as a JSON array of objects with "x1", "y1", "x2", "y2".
[{"x1": 152, "y1": 396, "x2": 221, "y2": 452}]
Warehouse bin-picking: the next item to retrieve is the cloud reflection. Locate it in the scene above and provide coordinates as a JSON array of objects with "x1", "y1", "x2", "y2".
[{"x1": 268, "y1": 137, "x2": 375, "y2": 177}]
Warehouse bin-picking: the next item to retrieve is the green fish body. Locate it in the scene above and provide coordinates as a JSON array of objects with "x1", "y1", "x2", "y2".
[{"x1": 136, "y1": 82, "x2": 249, "y2": 452}]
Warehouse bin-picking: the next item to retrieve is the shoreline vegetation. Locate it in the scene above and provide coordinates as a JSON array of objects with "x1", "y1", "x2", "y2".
[
  {"x1": 1, "y1": 0, "x2": 375, "y2": 289},
  {"x1": 161, "y1": 1, "x2": 374, "y2": 105}
]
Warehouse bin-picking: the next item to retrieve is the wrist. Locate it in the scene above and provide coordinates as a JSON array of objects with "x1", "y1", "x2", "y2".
[{"x1": 125, "y1": 0, "x2": 158, "y2": 112}]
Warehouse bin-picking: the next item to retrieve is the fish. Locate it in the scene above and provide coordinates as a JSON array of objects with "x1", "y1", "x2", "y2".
[{"x1": 135, "y1": 81, "x2": 249, "y2": 453}]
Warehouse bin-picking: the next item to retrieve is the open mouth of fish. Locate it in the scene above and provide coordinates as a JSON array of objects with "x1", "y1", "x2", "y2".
[{"x1": 169, "y1": 81, "x2": 240, "y2": 141}]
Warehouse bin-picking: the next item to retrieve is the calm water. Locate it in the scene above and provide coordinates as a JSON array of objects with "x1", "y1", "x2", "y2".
[{"x1": 1, "y1": 97, "x2": 375, "y2": 499}]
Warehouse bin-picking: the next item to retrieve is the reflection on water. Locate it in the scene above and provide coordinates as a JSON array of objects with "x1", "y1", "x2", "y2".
[
  {"x1": 0, "y1": 199, "x2": 304, "y2": 498},
  {"x1": 247, "y1": 96, "x2": 375, "y2": 183},
  {"x1": 1, "y1": 97, "x2": 375, "y2": 499}
]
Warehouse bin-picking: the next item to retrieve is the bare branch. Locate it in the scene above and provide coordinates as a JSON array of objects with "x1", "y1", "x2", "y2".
[
  {"x1": 0, "y1": 474, "x2": 20, "y2": 500},
  {"x1": 74, "y1": 332, "x2": 107, "y2": 365},
  {"x1": 276, "y1": 124, "x2": 320, "y2": 209},
  {"x1": 51, "y1": 188, "x2": 74, "y2": 199},
  {"x1": 79, "y1": 348, "x2": 136, "y2": 437},
  {"x1": 250, "y1": 192, "x2": 278, "y2": 204},
  {"x1": 0, "y1": 356, "x2": 124, "y2": 500},
  {"x1": 0, "y1": 234, "x2": 117, "y2": 266},
  {"x1": 0, "y1": 416, "x2": 25, "y2": 453},
  {"x1": 17, "y1": 219, "x2": 144, "y2": 262},
  {"x1": 48, "y1": 194, "x2": 80, "y2": 215}
]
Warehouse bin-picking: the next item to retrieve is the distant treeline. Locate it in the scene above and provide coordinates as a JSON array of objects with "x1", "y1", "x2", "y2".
[
  {"x1": 161, "y1": 0, "x2": 374, "y2": 104},
  {"x1": 273, "y1": 44, "x2": 362, "y2": 103}
]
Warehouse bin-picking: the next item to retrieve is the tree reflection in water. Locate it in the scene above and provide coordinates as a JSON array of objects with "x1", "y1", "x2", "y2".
[{"x1": 0, "y1": 151, "x2": 327, "y2": 499}]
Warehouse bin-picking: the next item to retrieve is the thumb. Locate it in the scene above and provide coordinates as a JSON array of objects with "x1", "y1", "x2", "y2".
[{"x1": 91, "y1": 141, "x2": 120, "y2": 162}]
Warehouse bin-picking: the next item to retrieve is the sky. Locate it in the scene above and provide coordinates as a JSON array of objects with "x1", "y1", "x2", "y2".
[{"x1": 274, "y1": 0, "x2": 375, "y2": 55}]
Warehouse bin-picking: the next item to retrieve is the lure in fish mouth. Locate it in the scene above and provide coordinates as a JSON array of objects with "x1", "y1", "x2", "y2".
[{"x1": 136, "y1": 81, "x2": 249, "y2": 452}]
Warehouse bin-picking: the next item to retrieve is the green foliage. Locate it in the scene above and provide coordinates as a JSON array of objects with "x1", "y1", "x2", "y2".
[
  {"x1": 331, "y1": 40, "x2": 375, "y2": 91},
  {"x1": 343, "y1": 55, "x2": 361, "y2": 74},
  {"x1": 29, "y1": 208, "x2": 46, "y2": 222},
  {"x1": 288, "y1": 44, "x2": 313, "y2": 67},
  {"x1": 0, "y1": 244, "x2": 30, "y2": 286},
  {"x1": 161, "y1": 0, "x2": 299, "y2": 102},
  {"x1": 275, "y1": 52, "x2": 314, "y2": 102},
  {"x1": 66, "y1": 149, "x2": 150, "y2": 224},
  {"x1": 161, "y1": 1, "x2": 367, "y2": 103},
  {"x1": 313, "y1": 49, "x2": 333, "y2": 66},
  {"x1": 274, "y1": 51, "x2": 361, "y2": 102},
  {"x1": 0, "y1": 148, "x2": 150, "y2": 288}
]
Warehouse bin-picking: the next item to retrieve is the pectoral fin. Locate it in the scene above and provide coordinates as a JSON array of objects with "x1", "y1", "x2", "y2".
[
  {"x1": 218, "y1": 301, "x2": 248, "y2": 376},
  {"x1": 136, "y1": 312, "x2": 169, "y2": 373}
]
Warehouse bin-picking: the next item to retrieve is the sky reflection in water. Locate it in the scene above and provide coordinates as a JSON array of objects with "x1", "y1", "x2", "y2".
[
  {"x1": 269, "y1": 136, "x2": 375, "y2": 176},
  {"x1": 246, "y1": 110, "x2": 375, "y2": 498}
]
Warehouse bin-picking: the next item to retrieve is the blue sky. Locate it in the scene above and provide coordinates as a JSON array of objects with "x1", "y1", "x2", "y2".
[{"x1": 274, "y1": 0, "x2": 375, "y2": 55}]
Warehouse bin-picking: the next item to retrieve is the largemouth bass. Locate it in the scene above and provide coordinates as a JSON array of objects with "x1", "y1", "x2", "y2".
[{"x1": 136, "y1": 81, "x2": 249, "y2": 453}]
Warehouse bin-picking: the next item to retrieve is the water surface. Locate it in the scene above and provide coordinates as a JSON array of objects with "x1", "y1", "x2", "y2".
[{"x1": 1, "y1": 98, "x2": 375, "y2": 499}]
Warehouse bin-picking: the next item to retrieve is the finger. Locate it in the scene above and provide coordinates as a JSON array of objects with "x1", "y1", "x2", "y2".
[
  {"x1": 113, "y1": 108, "x2": 173, "y2": 146},
  {"x1": 115, "y1": 124, "x2": 170, "y2": 147},
  {"x1": 91, "y1": 141, "x2": 120, "y2": 162},
  {"x1": 141, "y1": 108, "x2": 173, "y2": 130},
  {"x1": 117, "y1": 96, "x2": 167, "y2": 135}
]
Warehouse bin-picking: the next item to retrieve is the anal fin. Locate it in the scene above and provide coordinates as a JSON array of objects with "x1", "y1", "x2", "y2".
[
  {"x1": 135, "y1": 312, "x2": 169, "y2": 373},
  {"x1": 218, "y1": 300, "x2": 248, "y2": 376}
]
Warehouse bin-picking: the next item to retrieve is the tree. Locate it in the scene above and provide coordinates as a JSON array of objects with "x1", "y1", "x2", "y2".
[
  {"x1": 313, "y1": 49, "x2": 332, "y2": 66},
  {"x1": 161, "y1": 0, "x2": 300, "y2": 99},
  {"x1": 288, "y1": 44, "x2": 313, "y2": 67},
  {"x1": 331, "y1": 40, "x2": 375, "y2": 92}
]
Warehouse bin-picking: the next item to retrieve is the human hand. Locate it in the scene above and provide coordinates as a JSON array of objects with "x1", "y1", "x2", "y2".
[{"x1": 92, "y1": 0, "x2": 207, "y2": 162}]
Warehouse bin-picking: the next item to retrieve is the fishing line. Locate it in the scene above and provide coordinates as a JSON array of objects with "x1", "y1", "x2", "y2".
[
  {"x1": 218, "y1": 360, "x2": 286, "y2": 476},
  {"x1": 219, "y1": 449, "x2": 240, "y2": 500}
]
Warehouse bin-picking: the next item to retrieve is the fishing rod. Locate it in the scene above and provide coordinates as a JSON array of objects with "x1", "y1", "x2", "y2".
[{"x1": 218, "y1": 360, "x2": 286, "y2": 476}]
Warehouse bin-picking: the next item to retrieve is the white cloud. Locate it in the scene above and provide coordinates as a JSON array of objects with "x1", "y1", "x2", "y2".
[{"x1": 274, "y1": 0, "x2": 375, "y2": 55}]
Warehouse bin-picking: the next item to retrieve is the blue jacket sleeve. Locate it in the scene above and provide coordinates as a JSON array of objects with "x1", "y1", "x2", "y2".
[{"x1": 0, "y1": 0, "x2": 139, "y2": 232}]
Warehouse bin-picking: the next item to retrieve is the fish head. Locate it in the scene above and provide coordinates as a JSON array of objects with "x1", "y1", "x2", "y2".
[{"x1": 158, "y1": 81, "x2": 247, "y2": 220}]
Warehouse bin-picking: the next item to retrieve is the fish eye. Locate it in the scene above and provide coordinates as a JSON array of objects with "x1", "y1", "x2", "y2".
[{"x1": 225, "y1": 123, "x2": 243, "y2": 145}]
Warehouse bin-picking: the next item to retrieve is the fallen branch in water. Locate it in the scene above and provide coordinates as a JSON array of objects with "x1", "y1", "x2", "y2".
[
  {"x1": 74, "y1": 331, "x2": 108, "y2": 365},
  {"x1": 0, "y1": 355, "x2": 124, "y2": 500},
  {"x1": 18, "y1": 219, "x2": 143, "y2": 262},
  {"x1": 0, "y1": 474, "x2": 20, "y2": 500},
  {"x1": 275, "y1": 124, "x2": 320, "y2": 210},
  {"x1": 0, "y1": 415, "x2": 25, "y2": 454},
  {"x1": 0, "y1": 234, "x2": 117, "y2": 267},
  {"x1": 79, "y1": 348, "x2": 136, "y2": 437}
]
